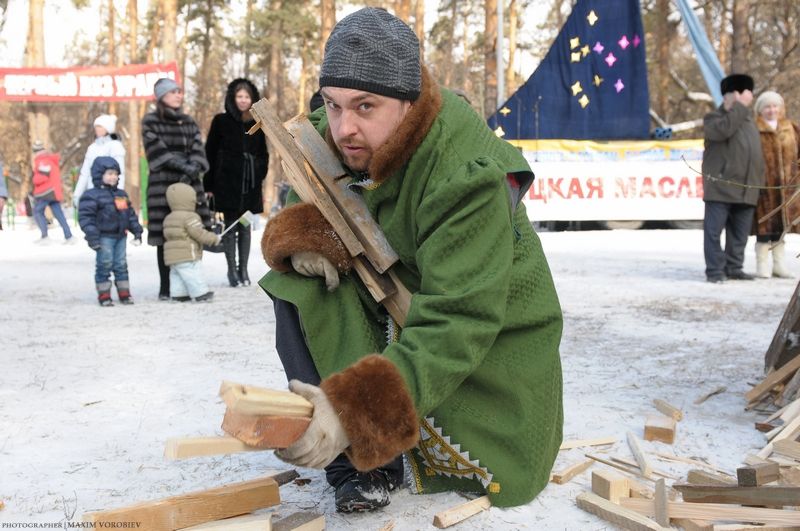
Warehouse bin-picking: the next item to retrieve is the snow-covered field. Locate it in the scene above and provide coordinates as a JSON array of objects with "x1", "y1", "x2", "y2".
[{"x1": 1, "y1": 218, "x2": 797, "y2": 530}]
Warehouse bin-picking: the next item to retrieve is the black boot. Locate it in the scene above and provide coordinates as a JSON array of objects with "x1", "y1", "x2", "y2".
[
  {"x1": 237, "y1": 226, "x2": 251, "y2": 286},
  {"x1": 97, "y1": 281, "x2": 114, "y2": 307},
  {"x1": 223, "y1": 231, "x2": 239, "y2": 287},
  {"x1": 157, "y1": 245, "x2": 170, "y2": 300},
  {"x1": 334, "y1": 470, "x2": 394, "y2": 513}
]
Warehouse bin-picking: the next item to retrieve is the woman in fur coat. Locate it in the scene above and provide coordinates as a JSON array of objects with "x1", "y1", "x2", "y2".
[
  {"x1": 203, "y1": 78, "x2": 268, "y2": 287},
  {"x1": 753, "y1": 91, "x2": 800, "y2": 278}
]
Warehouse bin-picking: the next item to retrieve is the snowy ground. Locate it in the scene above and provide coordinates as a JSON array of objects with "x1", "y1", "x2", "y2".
[{"x1": 1, "y1": 217, "x2": 798, "y2": 530}]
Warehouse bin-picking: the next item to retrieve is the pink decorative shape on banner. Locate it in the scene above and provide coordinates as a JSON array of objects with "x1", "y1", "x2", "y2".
[
  {"x1": 593, "y1": 41, "x2": 605, "y2": 54},
  {"x1": 614, "y1": 78, "x2": 625, "y2": 93},
  {"x1": 618, "y1": 35, "x2": 630, "y2": 50},
  {"x1": 633, "y1": 34, "x2": 641, "y2": 47},
  {"x1": 605, "y1": 52, "x2": 617, "y2": 67}
]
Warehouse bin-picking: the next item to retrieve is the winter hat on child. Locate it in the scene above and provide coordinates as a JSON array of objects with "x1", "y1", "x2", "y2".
[
  {"x1": 319, "y1": 7, "x2": 421, "y2": 101},
  {"x1": 755, "y1": 91, "x2": 785, "y2": 116},
  {"x1": 153, "y1": 78, "x2": 180, "y2": 101},
  {"x1": 93, "y1": 114, "x2": 117, "y2": 135},
  {"x1": 720, "y1": 74, "x2": 754, "y2": 95}
]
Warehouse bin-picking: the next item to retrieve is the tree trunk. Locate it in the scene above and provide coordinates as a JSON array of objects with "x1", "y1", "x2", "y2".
[
  {"x1": 161, "y1": 0, "x2": 178, "y2": 62},
  {"x1": 297, "y1": 51, "x2": 308, "y2": 115},
  {"x1": 716, "y1": 1, "x2": 731, "y2": 70},
  {"x1": 244, "y1": 0, "x2": 254, "y2": 78},
  {"x1": 505, "y1": 0, "x2": 517, "y2": 99},
  {"x1": 462, "y1": 6, "x2": 470, "y2": 95},
  {"x1": 145, "y1": 0, "x2": 162, "y2": 63},
  {"x1": 396, "y1": 0, "x2": 411, "y2": 21},
  {"x1": 414, "y1": 0, "x2": 424, "y2": 62},
  {"x1": 127, "y1": 0, "x2": 141, "y2": 209},
  {"x1": 108, "y1": 0, "x2": 117, "y2": 115},
  {"x1": 320, "y1": 0, "x2": 336, "y2": 60},
  {"x1": 484, "y1": 0, "x2": 498, "y2": 117},
  {"x1": 730, "y1": 0, "x2": 751, "y2": 72},
  {"x1": 442, "y1": 1, "x2": 456, "y2": 87},
  {"x1": 25, "y1": 0, "x2": 49, "y2": 200},
  {"x1": 195, "y1": 0, "x2": 215, "y2": 128},
  {"x1": 265, "y1": 0, "x2": 285, "y2": 214}
]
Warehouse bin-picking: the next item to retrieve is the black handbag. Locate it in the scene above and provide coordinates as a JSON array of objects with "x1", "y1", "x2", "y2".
[
  {"x1": 204, "y1": 196, "x2": 225, "y2": 253},
  {"x1": 33, "y1": 188, "x2": 57, "y2": 203}
]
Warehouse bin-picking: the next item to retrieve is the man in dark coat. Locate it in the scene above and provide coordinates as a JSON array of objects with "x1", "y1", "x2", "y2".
[{"x1": 701, "y1": 74, "x2": 765, "y2": 283}]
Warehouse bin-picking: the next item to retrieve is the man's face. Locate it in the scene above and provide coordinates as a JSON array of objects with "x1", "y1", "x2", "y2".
[
  {"x1": 321, "y1": 87, "x2": 412, "y2": 172},
  {"x1": 738, "y1": 89, "x2": 753, "y2": 107}
]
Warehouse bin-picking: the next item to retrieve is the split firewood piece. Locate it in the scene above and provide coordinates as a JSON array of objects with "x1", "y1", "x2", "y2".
[
  {"x1": 82, "y1": 475, "x2": 281, "y2": 530},
  {"x1": 626, "y1": 431, "x2": 653, "y2": 479},
  {"x1": 738, "y1": 462, "x2": 781, "y2": 487},
  {"x1": 687, "y1": 469, "x2": 737, "y2": 486},
  {"x1": 164, "y1": 436, "x2": 262, "y2": 460},
  {"x1": 777, "y1": 368, "x2": 800, "y2": 407},
  {"x1": 611, "y1": 456, "x2": 678, "y2": 480},
  {"x1": 747, "y1": 356, "x2": 800, "y2": 405},
  {"x1": 220, "y1": 381, "x2": 313, "y2": 418},
  {"x1": 559, "y1": 436, "x2": 617, "y2": 451},
  {"x1": 757, "y1": 421, "x2": 778, "y2": 433},
  {"x1": 575, "y1": 492, "x2": 669, "y2": 531},
  {"x1": 654, "y1": 479, "x2": 669, "y2": 527},
  {"x1": 758, "y1": 414, "x2": 800, "y2": 458},
  {"x1": 178, "y1": 513, "x2": 271, "y2": 530},
  {"x1": 592, "y1": 469, "x2": 630, "y2": 504},
  {"x1": 694, "y1": 385, "x2": 727, "y2": 405},
  {"x1": 654, "y1": 452, "x2": 732, "y2": 476},
  {"x1": 271, "y1": 511, "x2": 324, "y2": 531},
  {"x1": 432, "y1": 495, "x2": 491, "y2": 529},
  {"x1": 780, "y1": 466, "x2": 800, "y2": 487},
  {"x1": 629, "y1": 478, "x2": 655, "y2": 499},
  {"x1": 551, "y1": 459, "x2": 593, "y2": 484},
  {"x1": 673, "y1": 484, "x2": 800, "y2": 506},
  {"x1": 773, "y1": 439, "x2": 800, "y2": 462},
  {"x1": 653, "y1": 399, "x2": 683, "y2": 421},
  {"x1": 222, "y1": 408, "x2": 311, "y2": 449},
  {"x1": 671, "y1": 519, "x2": 713, "y2": 531},
  {"x1": 644, "y1": 415, "x2": 676, "y2": 444},
  {"x1": 585, "y1": 453, "x2": 654, "y2": 482},
  {"x1": 620, "y1": 497, "x2": 800, "y2": 526}
]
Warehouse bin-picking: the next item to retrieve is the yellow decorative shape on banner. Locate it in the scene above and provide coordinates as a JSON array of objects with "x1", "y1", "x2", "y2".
[
  {"x1": 578, "y1": 94, "x2": 590, "y2": 108},
  {"x1": 571, "y1": 52, "x2": 582, "y2": 63},
  {"x1": 499, "y1": 106, "x2": 511, "y2": 116},
  {"x1": 570, "y1": 37, "x2": 580, "y2": 50},
  {"x1": 587, "y1": 10, "x2": 599, "y2": 26},
  {"x1": 593, "y1": 74, "x2": 603, "y2": 87},
  {"x1": 570, "y1": 81, "x2": 583, "y2": 96},
  {"x1": 488, "y1": 482, "x2": 501, "y2": 493},
  {"x1": 581, "y1": 45, "x2": 590, "y2": 57},
  {"x1": 494, "y1": 125, "x2": 505, "y2": 138}
]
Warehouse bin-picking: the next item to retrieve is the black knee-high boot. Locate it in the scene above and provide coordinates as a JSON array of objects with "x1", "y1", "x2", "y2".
[
  {"x1": 237, "y1": 225, "x2": 251, "y2": 286},
  {"x1": 223, "y1": 229, "x2": 239, "y2": 287},
  {"x1": 156, "y1": 245, "x2": 170, "y2": 300}
]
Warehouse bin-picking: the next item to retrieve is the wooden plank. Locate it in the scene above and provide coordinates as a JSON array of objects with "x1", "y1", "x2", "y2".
[
  {"x1": 82, "y1": 476, "x2": 280, "y2": 530},
  {"x1": 178, "y1": 513, "x2": 271, "y2": 530},
  {"x1": 586, "y1": 453, "x2": 654, "y2": 481},
  {"x1": 655, "y1": 452, "x2": 732, "y2": 476},
  {"x1": 560, "y1": 436, "x2": 617, "y2": 450},
  {"x1": 432, "y1": 495, "x2": 491, "y2": 528},
  {"x1": 551, "y1": 459, "x2": 593, "y2": 484},
  {"x1": 627, "y1": 431, "x2": 654, "y2": 479},
  {"x1": 164, "y1": 436, "x2": 261, "y2": 460},
  {"x1": 283, "y1": 116, "x2": 398, "y2": 273},
  {"x1": 620, "y1": 497, "x2": 800, "y2": 525},
  {"x1": 748, "y1": 355, "x2": 800, "y2": 404},
  {"x1": 714, "y1": 525, "x2": 800, "y2": 531},
  {"x1": 271, "y1": 511, "x2": 325, "y2": 531},
  {"x1": 674, "y1": 484, "x2": 800, "y2": 506},
  {"x1": 780, "y1": 466, "x2": 800, "y2": 487},
  {"x1": 672, "y1": 519, "x2": 713, "y2": 531},
  {"x1": 738, "y1": 463, "x2": 780, "y2": 487},
  {"x1": 764, "y1": 279, "x2": 800, "y2": 373},
  {"x1": 654, "y1": 479, "x2": 669, "y2": 527},
  {"x1": 687, "y1": 469, "x2": 737, "y2": 486},
  {"x1": 759, "y1": 414, "x2": 800, "y2": 459},
  {"x1": 777, "y1": 369, "x2": 800, "y2": 407},
  {"x1": 629, "y1": 478, "x2": 655, "y2": 499},
  {"x1": 221, "y1": 409, "x2": 310, "y2": 449},
  {"x1": 575, "y1": 492, "x2": 669, "y2": 531},
  {"x1": 653, "y1": 399, "x2": 683, "y2": 421},
  {"x1": 219, "y1": 381, "x2": 313, "y2": 418},
  {"x1": 644, "y1": 415, "x2": 677, "y2": 444},
  {"x1": 774, "y1": 440, "x2": 800, "y2": 461},
  {"x1": 592, "y1": 469, "x2": 630, "y2": 504},
  {"x1": 612, "y1": 455, "x2": 678, "y2": 480},
  {"x1": 695, "y1": 386, "x2": 727, "y2": 405}
]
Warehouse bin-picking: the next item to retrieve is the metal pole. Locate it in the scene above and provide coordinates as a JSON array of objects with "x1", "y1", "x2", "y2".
[{"x1": 497, "y1": 0, "x2": 504, "y2": 108}]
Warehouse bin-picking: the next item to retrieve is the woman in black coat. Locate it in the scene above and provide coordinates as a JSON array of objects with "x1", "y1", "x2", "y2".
[
  {"x1": 142, "y1": 78, "x2": 211, "y2": 299},
  {"x1": 204, "y1": 78, "x2": 268, "y2": 287}
]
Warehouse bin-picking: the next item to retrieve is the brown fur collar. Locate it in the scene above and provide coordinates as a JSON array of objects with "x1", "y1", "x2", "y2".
[
  {"x1": 324, "y1": 66, "x2": 443, "y2": 184},
  {"x1": 757, "y1": 116, "x2": 795, "y2": 135},
  {"x1": 320, "y1": 354, "x2": 419, "y2": 471}
]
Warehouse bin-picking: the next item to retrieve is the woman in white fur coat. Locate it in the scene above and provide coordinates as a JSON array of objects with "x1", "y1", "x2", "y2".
[{"x1": 73, "y1": 114, "x2": 126, "y2": 206}]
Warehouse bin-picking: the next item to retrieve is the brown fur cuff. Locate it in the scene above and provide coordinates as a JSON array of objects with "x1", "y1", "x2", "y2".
[
  {"x1": 261, "y1": 202, "x2": 352, "y2": 273},
  {"x1": 320, "y1": 354, "x2": 419, "y2": 471}
]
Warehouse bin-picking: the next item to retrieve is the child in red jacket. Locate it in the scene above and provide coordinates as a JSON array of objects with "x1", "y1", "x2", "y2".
[{"x1": 31, "y1": 141, "x2": 74, "y2": 244}]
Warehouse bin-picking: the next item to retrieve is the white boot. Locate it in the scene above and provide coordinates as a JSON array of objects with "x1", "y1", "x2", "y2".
[
  {"x1": 755, "y1": 242, "x2": 771, "y2": 278},
  {"x1": 772, "y1": 241, "x2": 794, "y2": 278}
]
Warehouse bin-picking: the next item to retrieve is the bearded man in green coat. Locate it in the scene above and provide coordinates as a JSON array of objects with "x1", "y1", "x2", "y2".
[{"x1": 260, "y1": 7, "x2": 563, "y2": 513}]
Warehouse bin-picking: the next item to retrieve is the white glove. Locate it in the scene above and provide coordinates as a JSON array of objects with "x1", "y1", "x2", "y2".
[
  {"x1": 291, "y1": 251, "x2": 340, "y2": 291},
  {"x1": 216, "y1": 235, "x2": 222, "y2": 245},
  {"x1": 131, "y1": 237, "x2": 142, "y2": 246},
  {"x1": 274, "y1": 380, "x2": 350, "y2": 469}
]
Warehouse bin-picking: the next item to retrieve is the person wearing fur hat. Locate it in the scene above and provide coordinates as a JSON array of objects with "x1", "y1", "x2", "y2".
[
  {"x1": 73, "y1": 114, "x2": 126, "y2": 207},
  {"x1": 142, "y1": 77, "x2": 211, "y2": 300},
  {"x1": 260, "y1": 7, "x2": 563, "y2": 513},
  {"x1": 752, "y1": 91, "x2": 800, "y2": 279},
  {"x1": 701, "y1": 73, "x2": 765, "y2": 283},
  {"x1": 203, "y1": 78, "x2": 268, "y2": 287}
]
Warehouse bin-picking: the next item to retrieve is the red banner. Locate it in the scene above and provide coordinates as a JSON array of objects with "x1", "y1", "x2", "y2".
[{"x1": 0, "y1": 63, "x2": 181, "y2": 102}]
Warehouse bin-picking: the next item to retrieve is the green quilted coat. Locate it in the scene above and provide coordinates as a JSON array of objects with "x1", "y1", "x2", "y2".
[{"x1": 260, "y1": 88, "x2": 563, "y2": 507}]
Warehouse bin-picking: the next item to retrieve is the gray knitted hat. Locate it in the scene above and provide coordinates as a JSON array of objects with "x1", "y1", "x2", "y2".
[
  {"x1": 320, "y1": 8, "x2": 421, "y2": 101},
  {"x1": 153, "y1": 78, "x2": 180, "y2": 101}
]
